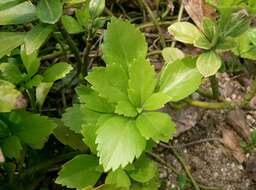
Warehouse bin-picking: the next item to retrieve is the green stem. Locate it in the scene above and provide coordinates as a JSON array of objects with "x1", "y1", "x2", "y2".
[
  {"x1": 186, "y1": 99, "x2": 234, "y2": 109},
  {"x1": 58, "y1": 22, "x2": 83, "y2": 75},
  {"x1": 82, "y1": 27, "x2": 94, "y2": 77},
  {"x1": 171, "y1": 0, "x2": 184, "y2": 48},
  {"x1": 209, "y1": 75, "x2": 220, "y2": 100},
  {"x1": 139, "y1": 0, "x2": 166, "y2": 48}
]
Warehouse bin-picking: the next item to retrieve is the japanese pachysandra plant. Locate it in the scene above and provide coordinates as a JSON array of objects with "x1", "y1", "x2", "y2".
[{"x1": 57, "y1": 17, "x2": 203, "y2": 189}]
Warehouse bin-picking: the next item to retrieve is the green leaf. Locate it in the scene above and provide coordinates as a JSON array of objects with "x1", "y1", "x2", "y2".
[
  {"x1": 75, "y1": 2, "x2": 91, "y2": 28},
  {"x1": 96, "y1": 116, "x2": 146, "y2": 171},
  {"x1": 76, "y1": 85, "x2": 115, "y2": 113},
  {"x1": 115, "y1": 100, "x2": 137, "y2": 117},
  {"x1": 128, "y1": 156, "x2": 158, "y2": 183},
  {"x1": 0, "y1": 80, "x2": 25, "y2": 112},
  {"x1": 36, "y1": 82, "x2": 53, "y2": 107},
  {"x1": 56, "y1": 154, "x2": 103, "y2": 189},
  {"x1": 63, "y1": 0, "x2": 86, "y2": 4},
  {"x1": 0, "y1": 0, "x2": 23, "y2": 11},
  {"x1": 196, "y1": 51, "x2": 222, "y2": 77},
  {"x1": 81, "y1": 123, "x2": 99, "y2": 154},
  {"x1": 0, "y1": 62, "x2": 23, "y2": 84},
  {"x1": 128, "y1": 59, "x2": 157, "y2": 107},
  {"x1": 168, "y1": 22, "x2": 202, "y2": 44},
  {"x1": 105, "y1": 168, "x2": 131, "y2": 189},
  {"x1": 37, "y1": 0, "x2": 63, "y2": 24},
  {"x1": 159, "y1": 58, "x2": 202, "y2": 102},
  {"x1": 0, "y1": 32, "x2": 25, "y2": 59},
  {"x1": 1, "y1": 136, "x2": 22, "y2": 159},
  {"x1": 194, "y1": 34, "x2": 211, "y2": 50},
  {"x1": 136, "y1": 112, "x2": 176, "y2": 143},
  {"x1": 202, "y1": 18, "x2": 217, "y2": 42},
  {"x1": 89, "y1": 0, "x2": 105, "y2": 19},
  {"x1": 162, "y1": 47, "x2": 184, "y2": 64},
  {"x1": 143, "y1": 92, "x2": 170, "y2": 111},
  {"x1": 103, "y1": 17, "x2": 147, "y2": 71},
  {"x1": 0, "y1": 2, "x2": 37, "y2": 25},
  {"x1": 53, "y1": 120, "x2": 87, "y2": 152},
  {"x1": 20, "y1": 45, "x2": 41, "y2": 77},
  {"x1": 215, "y1": 37, "x2": 236, "y2": 51},
  {"x1": 42, "y1": 62, "x2": 73, "y2": 82},
  {"x1": 24, "y1": 24, "x2": 54, "y2": 54},
  {"x1": 86, "y1": 64, "x2": 128, "y2": 103},
  {"x1": 62, "y1": 105, "x2": 84, "y2": 133},
  {"x1": 12, "y1": 111, "x2": 57, "y2": 149},
  {"x1": 61, "y1": 15, "x2": 83, "y2": 34}
]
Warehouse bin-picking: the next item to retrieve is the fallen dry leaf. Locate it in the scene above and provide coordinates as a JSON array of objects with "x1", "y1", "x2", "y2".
[
  {"x1": 222, "y1": 128, "x2": 246, "y2": 163},
  {"x1": 227, "y1": 110, "x2": 251, "y2": 143}
]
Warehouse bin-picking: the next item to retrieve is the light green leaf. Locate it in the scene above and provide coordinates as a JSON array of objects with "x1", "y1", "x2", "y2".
[
  {"x1": 63, "y1": 0, "x2": 86, "y2": 4},
  {"x1": 12, "y1": 111, "x2": 57, "y2": 149},
  {"x1": 36, "y1": 82, "x2": 53, "y2": 107},
  {"x1": 103, "y1": 17, "x2": 147, "y2": 71},
  {"x1": 128, "y1": 59, "x2": 157, "y2": 107},
  {"x1": 159, "y1": 58, "x2": 202, "y2": 102},
  {"x1": 115, "y1": 100, "x2": 137, "y2": 117},
  {"x1": 86, "y1": 64, "x2": 128, "y2": 103},
  {"x1": 1, "y1": 136, "x2": 22, "y2": 159},
  {"x1": 0, "y1": 0, "x2": 23, "y2": 11},
  {"x1": 96, "y1": 116, "x2": 146, "y2": 171},
  {"x1": 61, "y1": 15, "x2": 83, "y2": 34},
  {"x1": 24, "y1": 75, "x2": 43, "y2": 89},
  {"x1": 162, "y1": 47, "x2": 184, "y2": 64},
  {"x1": 168, "y1": 22, "x2": 202, "y2": 44},
  {"x1": 0, "y1": 62, "x2": 23, "y2": 84},
  {"x1": 20, "y1": 45, "x2": 41, "y2": 77},
  {"x1": 196, "y1": 51, "x2": 222, "y2": 77},
  {"x1": 75, "y1": 2, "x2": 91, "y2": 28},
  {"x1": 143, "y1": 92, "x2": 170, "y2": 111},
  {"x1": 194, "y1": 34, "x2": 211, "y2": 50},
  {"x1": 216, "y1": 37, "x2": 236, "y2": 51},
  {"x1": 81, "y1": 123, "x2": 99, "y2": 154},
  {"x1": 56, "y1": 154, "x2": 103, "y2": 189},
  {"x1": 89, "y1": 0, "x2": 105, "y2": 18},
  {"x1": 53, "y1": 120, "x2": 87, "y2": 152},
  {"x1": 0, "y1": 32, "x2": 25, "y2": 59},
  {"x1": 0, "y1": 80, "x2": 26, "y2": 112},
  {"x1": 106, "y1": 168, "x2": 131, "y2": 189},
  {"x1": 0, "y1": 2, "x2": 37, "y2": 25},
  {"x1": 202, "y1": 18, "x2": 217, "y2": 41},
  {"x1": 42, "y1": 62, "x2": 73, "y2": 82},
  {"x1": 24, "y1": 24, "x2": 54, "y2": 54},
  {"x1": 128, "y1": 156, "x2": 158, "y2": 183},
  {"x1": 76, "y1": 85, "x2": 115, "y2": 113},
  {"x1": 37, "y1": 0, "x2": 63, "y2": 24},
  {"x1": 136, "y1": 112, "x2": 176, "y2": 143}
]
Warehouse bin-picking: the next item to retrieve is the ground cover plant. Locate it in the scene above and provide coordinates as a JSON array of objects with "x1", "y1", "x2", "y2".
[{"x1": 0, "y1": 0, "x2": 256, "y2": 189}]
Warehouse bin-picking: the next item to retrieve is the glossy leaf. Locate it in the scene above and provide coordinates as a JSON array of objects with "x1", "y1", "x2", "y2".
[
  {"x1": 0, "y1": 32, "x2": 25, "y2": 59},
  {"x1": 0, "y1": 0, "x2": 23, "y2": 10},
  {"x1": 81, "y1": 123, "x2": 99, "y2": 154},
  {"x1": 96, "y1": 116, "x2": 146, "y2": 171},
  {"x1": 0, "y1": 62, "x2": 23, "y2": 84},
  {"x1": 24, "y1": 24, "x2": 54, "y2": 54},
  {"x1": 89, "y1": 0, "x2": 105, "y2": 18},
  {"x1": 61, "y1": 15, "x2": 83, "y2": 34},
  {"x1": 42, "y1": 62, "x2": 73, "y2": 82},
  {"x1": 56, "y1": 155, "x2": 103, "y2": 189},
  {"x1": 196, "y1": 51, "x2": 222, "y2": 77},
  {"x1": 159, "y1": 58, "x2": 202, "y2": 101},
  {"x1": 143, "y1": 92, "x2": 171, "y2": 111},
  {"x1": 37, "y1": 0, "x2": 63, "y2": 24},
  {"x1": 103, "y1": 17, "x2": 147, "y2": 71},
  {"x1": 136, "y1": 112, "x2": 176, "y2": 143},
  {"x1": 162, "y1": 47, "x2": 184, "y2": 64},
  {"x1": 194, "y1": 34, "x2": 211, "y2": 50},
  {"x1": 168, "y1": 22, "x2": 202, "y2": 44},
  {"x1": 105, "y1": 168, "x2": 131, "y2": 189},
  {"x1": 36, "y1": 82, "x2": 53, "y2": 107},
  {"x1": 0, "y1": 2, "x2": 37, "y2": 25}
]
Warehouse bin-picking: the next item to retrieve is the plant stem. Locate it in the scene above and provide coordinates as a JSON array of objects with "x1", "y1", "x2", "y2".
[
  {"x1": 171, "y1": 0, "x2": 184, "y2": 48},
  {"x1": 209, "y1": 75, "x2": 220, "y2": 100},
  {"x1": 82, "y1": 27, "x2": 94, "y2": 77},
  {"x1": 58, "y1": 22, "x2": 83, "y2": 75},
  {"x1": 186, "y1": 99, "x2": 234, "y2": 109},
  {"x1": 139, "y1": 0, "x2": 166, "y2": 48}
]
